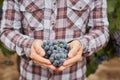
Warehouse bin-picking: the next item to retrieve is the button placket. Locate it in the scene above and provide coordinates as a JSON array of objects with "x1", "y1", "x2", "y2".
[
  {"x1": 51, "y1": 0, "x2": 57, "y2": 27},
  {"x1": 52, "y1": 0, "x2": 57, "y2": 15},
  {"x1": 53, "y1": 0, "x2": 57, "y2": 5},
  {"x1": 51, "y1": 21, "x2": 55, "y2": 26},
  {"x1": 53, "y1": 0, "x2": 56, "y2": 5}
]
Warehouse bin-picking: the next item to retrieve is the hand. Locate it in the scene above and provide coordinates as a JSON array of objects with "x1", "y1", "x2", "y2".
[
  {"x1": 57, "y1": 40, "x2": 83, "y2": 71},
  {"x1": 30, "y1": 40, "x2": 57, "y2": 70}
]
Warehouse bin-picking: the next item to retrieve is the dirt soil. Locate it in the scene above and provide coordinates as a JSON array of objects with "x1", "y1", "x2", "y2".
[
  {"x1": 0, "y1": 51, "x2": 19, "y2": 80},
  {"x1": 87, "y1": 57, "x2": 120, "y2": 80}
]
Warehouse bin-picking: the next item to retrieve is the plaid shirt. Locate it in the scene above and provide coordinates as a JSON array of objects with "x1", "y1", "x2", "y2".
[{"x1": 0, "y1": 0, "x2": 109, "y2": 80}]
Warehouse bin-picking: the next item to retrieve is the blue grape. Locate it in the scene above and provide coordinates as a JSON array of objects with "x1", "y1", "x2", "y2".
[
  {"x1": 44, "y1": 45, "x2": 49, "y2": 51},
  {"x1": 52, "y1": 40, "x2": 57, "y2": 45},
  {"x1": 59, "y1": 43, "x2": 64, "y2": 48},
  {"x1": 60, "y1": 53, "x2": 67, "y2": 59},
  {"x1": 42, "y1": 40, "x2": 70, "y2": 67},
  {"x1": 60, "y1": 59, "x2": 66, "y2": 63},
  {"x1": 47, "y1": 50, "x2": 52, "y2": 55},
  {"x1": 49, "y1": 56, "x2": 54, "y2": 63},
  {"x1": 53, "y1": 45, "x2": 58, "y2": 50},
  {"x1": 54, "y1": 53, "x2": 61, "y2": 60},
  {"x1": 53, "y1": 60, "x2": 60, "y2": 67},
  {"x1": 50, "y1": 46, "x2": 54, "y2": 50},
  {"x1": 52, "y1": 50, "x2": 58, "y2": 54},
  {"x1": 50, "y1": 53, "x2": 56, "y2": 58}
]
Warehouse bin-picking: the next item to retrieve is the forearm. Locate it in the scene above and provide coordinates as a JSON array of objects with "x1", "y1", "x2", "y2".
[
  {"x1": 79, "y1": 0, "x2": 109, "y2": 56},
  {"x1": 0, "y1": 0, "x2": 34, "y2": 56},
  {"x1": 80, "y1": 26, "x2": 109, "y2": 56},
  {"x1": 0, "y1": 25, "x2": 34, "y2": 56}
]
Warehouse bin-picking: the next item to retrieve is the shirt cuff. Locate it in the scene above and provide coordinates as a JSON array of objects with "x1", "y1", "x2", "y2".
[
  {"x1": 16, "y1": 38, "x2": 34, "y2": 58},
  {"x1": 79, "y1": 37, "x2": 94, "y2": 57}
]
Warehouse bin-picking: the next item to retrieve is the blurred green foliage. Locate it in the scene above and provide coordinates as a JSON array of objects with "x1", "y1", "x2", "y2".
[
  {"x1": 0, "y1": 0, "x2": 120, "y2": 75},
  {"x1": 0, "y1": 42, "x2": 15, "y2": 56},
  {"x1": 0, "y1": 1, "x2": 3, "y2": 7},
  {"x1": 87, "y1": 0, "x2": 120, "y2": 76}
]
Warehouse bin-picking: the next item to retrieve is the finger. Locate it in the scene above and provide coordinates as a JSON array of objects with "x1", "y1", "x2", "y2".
[
  {"x1": 67, "y1": 47, "x2": 79, "y2": 58},
  {"x1": 63, "y1": 56, "x2": 80, "y2": 66},
  {"x1": 33, "y1": 60, "x2": 57, "y2": 70},
  {"x1": 34, "y1": 45, "x2": 45, "y2": 57},
  {"x1": 31, "y1": 47, "x2": 51, "y2": 64},
  {"x1": 57, "y1": 63, "x2": 73, "y2": 71},
  {"x1": 57, "y1": 49, "x2": 83, "y2": 71},
  {"x1": 57, "y1": 66, "x2": 65, "y2": 71},
  {"x1": 64, "y1": 50, "x2": 83, "y2": 66},
  {"x1": 33, "y1": 40, "x2": 45, "y2": 56},
  {"x1": 34, "y1": 54, "x2": 51, "y2": 64},
  {"x1": 47, "y1": 65, "x2": 57, "y2": 70}
]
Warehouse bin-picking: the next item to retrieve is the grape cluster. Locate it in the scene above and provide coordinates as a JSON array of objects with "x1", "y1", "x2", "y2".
[
  {"x1": 96, "y1": 54, "x2": 108, "y2": 64},
  {"x1": 42, "y1": 40, "x2": 70, "y2": 67},
  {"x1": 94, "y1": 53, "x2": 109, "y2": 64},
  {"x1": 112, "y1": 30, "x2": 120, "y2": 57}
]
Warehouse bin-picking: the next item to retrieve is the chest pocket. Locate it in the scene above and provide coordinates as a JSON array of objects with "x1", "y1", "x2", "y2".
[
  {"x1": 67, "y1": 0, "x2": 89, "y2": 11},
  {"x1": 19, "y1": 0, "x2": 45, "y2": 31},
  {"x1": 66, "y1": 0, "x2": 90, "y2": 29}
]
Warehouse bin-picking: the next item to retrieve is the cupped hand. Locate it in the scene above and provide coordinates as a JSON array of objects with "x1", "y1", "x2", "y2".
[
  {"x1": 57, "y1": 40, "x2": 83, "y2": 71},
  {"x1": 29, "y1": 40, "x2": 57, "y2": 70}
]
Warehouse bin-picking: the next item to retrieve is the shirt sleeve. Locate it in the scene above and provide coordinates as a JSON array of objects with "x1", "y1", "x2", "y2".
[
  {"x1": 0, "y1": 0, "x2": 34, "y2": 57},
  {"x1": 79, "y1": 0, "x2": 109, "y2": 56}
]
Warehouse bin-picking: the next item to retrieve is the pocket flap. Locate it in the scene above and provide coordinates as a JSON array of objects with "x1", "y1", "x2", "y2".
[
  {"x1": 67, "y1": 0, "x2": 89, "y2": 11},
  {"x1": 20, "y1": 0, "x2": 44, "y2": 12}
]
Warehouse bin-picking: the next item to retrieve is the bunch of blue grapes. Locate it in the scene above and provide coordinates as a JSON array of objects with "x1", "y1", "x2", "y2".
[
  {"x1": 42, "y1": 40, "x2": 70, "y2": 67},
  {"x1": 112, "y1": 30, "x2": 120, "y2": 57},
  {"x1": 96, "y1": 54, "x2": 108, "y2": 64}
]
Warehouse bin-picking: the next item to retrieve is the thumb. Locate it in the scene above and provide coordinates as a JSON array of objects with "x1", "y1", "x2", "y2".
[
  {"x1": 39, "y1": 47, "x2": 45, "y2": 56},
  {"x1": 34, "y1": 45, "x2": 45, "y2": 57},
  {"x1": 67, "y1": 47, "x2": 78, "y2": 58},
  {"x1": 33, "y1": 40, "x2": 45, "y2": 57}
]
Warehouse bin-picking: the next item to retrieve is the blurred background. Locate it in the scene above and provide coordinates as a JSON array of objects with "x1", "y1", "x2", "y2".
[{"x1": 0, "y1": 0, "x2": 120, "y2": 80}]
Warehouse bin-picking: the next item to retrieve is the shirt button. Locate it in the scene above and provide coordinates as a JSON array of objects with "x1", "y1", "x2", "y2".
[
  {"x1": 53, "y1": 2, "x2": 56, "y2": 5},
  {"x1": 51, "y1": 21, "x2": 55, "y2": 26},
  {"x1": 80, "y1": 7, "x2": 82, "y2": 9}
]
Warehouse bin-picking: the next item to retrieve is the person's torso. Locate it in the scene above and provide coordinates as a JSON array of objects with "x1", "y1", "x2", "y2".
[{"x1": 18, "y1": 0, "x2": 93, "y2": 41}]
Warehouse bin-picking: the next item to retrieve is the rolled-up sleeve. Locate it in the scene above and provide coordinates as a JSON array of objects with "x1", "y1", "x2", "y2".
[{"x1": 0, "y1": 0, "x2": 34, "y2": 57}]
